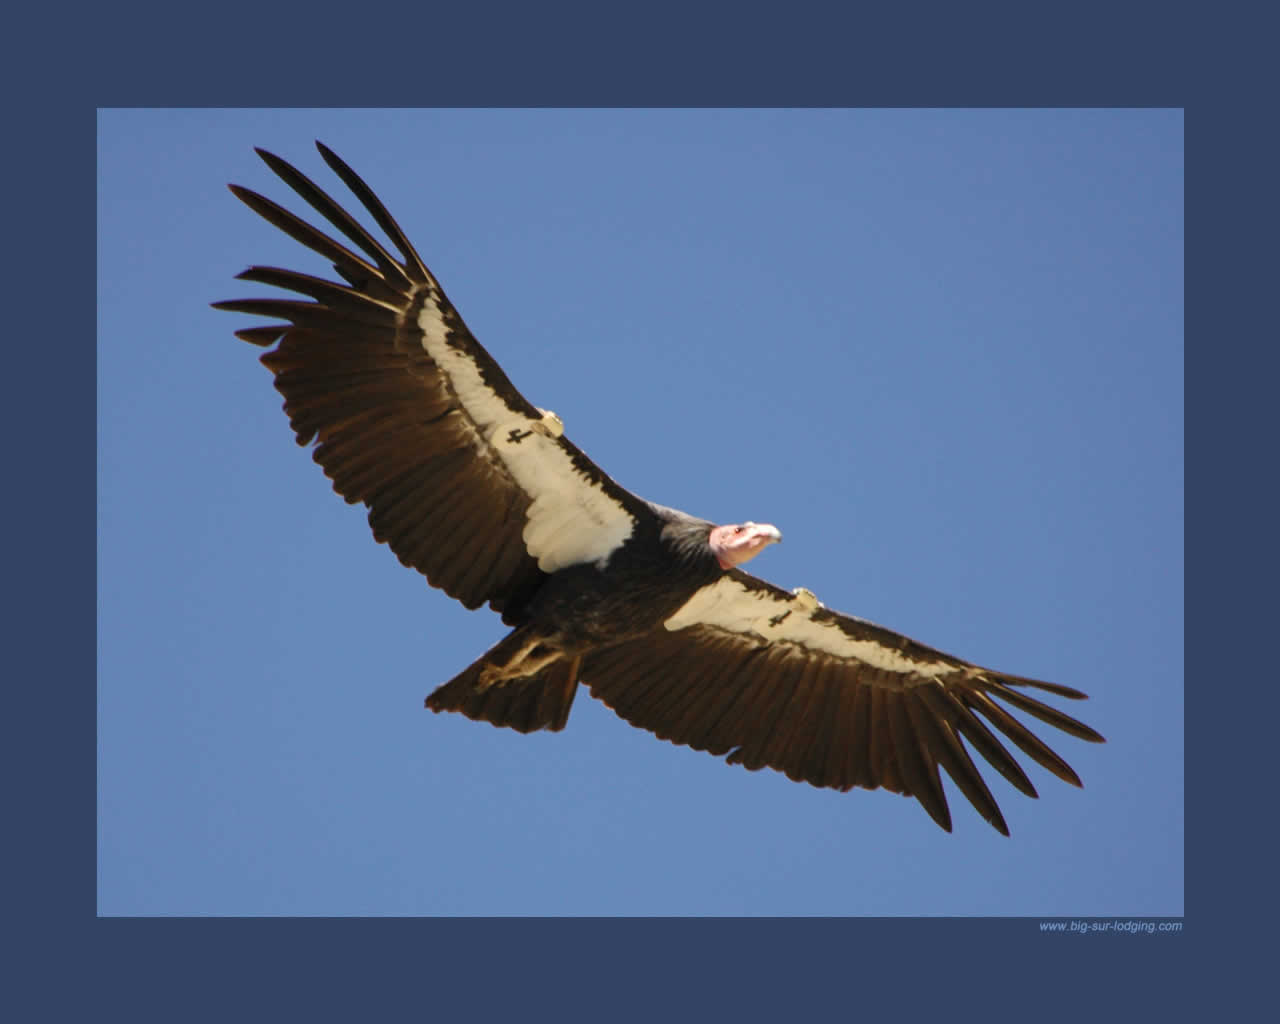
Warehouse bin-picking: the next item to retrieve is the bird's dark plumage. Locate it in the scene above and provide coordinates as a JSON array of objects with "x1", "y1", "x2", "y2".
[{"x1": 216, "y1": 143, "x2": 1104, "y2": 835}]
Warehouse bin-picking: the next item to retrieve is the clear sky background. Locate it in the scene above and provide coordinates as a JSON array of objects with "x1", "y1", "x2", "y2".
[{"x1": 98, "y1": 109, "x2": 1182, "y2": 917}]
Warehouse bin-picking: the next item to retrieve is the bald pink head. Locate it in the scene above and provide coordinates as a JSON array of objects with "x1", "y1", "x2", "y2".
[{"x1": 708, "y1": 521, "x2": 782, "y2": 569}]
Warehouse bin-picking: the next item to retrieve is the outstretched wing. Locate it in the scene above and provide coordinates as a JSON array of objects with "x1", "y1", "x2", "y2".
[
  {"x1": 214, "y1": 143, "x2": 653, "y2": 619},
  {"x1": 583, "y1": 571, "x2": 1104, "y2": 834}
]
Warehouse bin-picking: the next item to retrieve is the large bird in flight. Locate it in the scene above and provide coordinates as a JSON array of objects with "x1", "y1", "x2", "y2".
[{"x1": 216, "y1": 142, "x2": 1104, "y2": 835}]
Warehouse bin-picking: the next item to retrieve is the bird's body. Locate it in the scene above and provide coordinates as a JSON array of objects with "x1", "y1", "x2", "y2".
[
  {"x1": 217, "y1": 142, "x2": 1104, "y2": 835},
  {"x1": 429, "y1": 511, "x2": 731, "y2": 732},
  {"x1": 514, "y1": 512, "x2": 724, "y2": 650}
]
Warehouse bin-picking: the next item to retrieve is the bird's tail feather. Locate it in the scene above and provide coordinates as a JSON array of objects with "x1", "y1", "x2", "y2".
[{"x1": 425, "y1": 628, "x2": 581, "y2": 733}]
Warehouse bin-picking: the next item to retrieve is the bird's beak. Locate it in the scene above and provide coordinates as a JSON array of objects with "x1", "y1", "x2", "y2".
[{"x1": 753, "y1": 523, "x2": 782, "y2": 545}]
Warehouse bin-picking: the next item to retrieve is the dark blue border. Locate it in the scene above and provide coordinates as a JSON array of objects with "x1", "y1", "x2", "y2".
[{"x1": 17, "y1": 0, "x2": 1221, "y2": 1019}]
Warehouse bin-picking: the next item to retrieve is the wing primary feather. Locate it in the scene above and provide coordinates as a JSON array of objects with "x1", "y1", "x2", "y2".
[
  {"x1": 225, "y1": 186, "x2": 399, "y2": 304},
  {"x1": 979, "y1": 682, "x2": 1106, "y2": 742},
  {"x1": 999, "y1": 674, "x2": 1092, "y2": 700},
  {"x1": 234, "y1": 325, "x2": 287, "y2": 347},
  {"x1": 313, "y1": 141, "x2": 434, "y2": 285},
  {"x1": 916, "y1": 682, "x2": 1038, "y2": 798},
  {"x1": 253, "y1": 147, "x2": 415, "y2": 293},
  {"x1": 887, "y1": 693, "x2": 952, "y2": 832},
  {"x1": 212, "y1": 298, "x2": 398, "y2": 335},
  {"x1": 964, "y1": 689, "x2": 1085, "y2": 787},
  {"x1": 234, "y1": 266, "x2": 403, "y2": 322},
  {"x1": 906, "y1": 689, "x2": 1009, "y2": 835}
]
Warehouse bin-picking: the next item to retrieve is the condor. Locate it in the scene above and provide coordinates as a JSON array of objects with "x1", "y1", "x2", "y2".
[{"x1": 215, "y1": 142, "x2": 1104, "y2": 835}]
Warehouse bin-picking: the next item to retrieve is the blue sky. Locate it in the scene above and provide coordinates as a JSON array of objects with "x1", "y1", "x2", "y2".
[{"x1": 98, "y1": 109, "x2": 1182, "y2": 916}]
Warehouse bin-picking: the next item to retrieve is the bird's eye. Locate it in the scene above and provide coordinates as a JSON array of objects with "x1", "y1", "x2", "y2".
[{"x1": 734, "y1": 526, "x2": 744, "y2": 534}]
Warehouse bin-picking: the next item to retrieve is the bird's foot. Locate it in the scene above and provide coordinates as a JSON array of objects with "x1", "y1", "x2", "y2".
[{"x1": 476, "y1": 637, "x2": 563, "y2": 690}]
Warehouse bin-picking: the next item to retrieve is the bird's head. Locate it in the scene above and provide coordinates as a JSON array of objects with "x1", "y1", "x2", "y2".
[{"x1": 708, "y1": 521, "x2": 783, "y2": 569}]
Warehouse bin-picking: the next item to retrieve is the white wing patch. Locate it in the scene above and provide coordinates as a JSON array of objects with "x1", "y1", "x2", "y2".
[
  {"x1": 417, "y1": 298, "x2": 634, "y2": 572},
  {"x1": 665, "y1": 577, "x2": 958, "y2": 677}
]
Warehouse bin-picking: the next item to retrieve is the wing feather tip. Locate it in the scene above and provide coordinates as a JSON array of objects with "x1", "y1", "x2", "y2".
[
  {"x1": 927, "y1": 804, "x2": 954, "y2": 833},
  {"x1": 1059, "y1": 765, "x2": 1085, "y2": 789}
]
